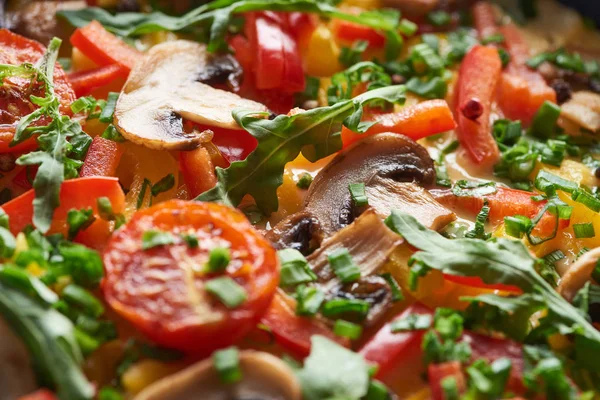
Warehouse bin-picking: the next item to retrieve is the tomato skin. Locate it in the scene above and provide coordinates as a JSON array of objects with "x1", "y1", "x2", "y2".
[
  {"x1": 102, "y1": 200, "x2": 279, "y2": 354},
  {"x1": 260, "y1": 290, "x2": 349, "y2": 358},
  {"x1": 17, "y1": 389, "x2": 57, "y2": 400},
  {"x1": 456, "y1": 45, "x2": 502, "y2": 167},
  {"x1": 67, "y1": 64, "x2": 124, "y2": 97},
  {"x1": 0, "y1": 29, "x2": 75, "y2": 153},
  {"x1": 2, "y1": 177, "x2": 125, "y2": 249},
  {"x1": 80, "y1": 136, "x2": 124, "y2": 177},
  {"x1": 331, "y1": 19, "x2": 386, "y2": 47}
]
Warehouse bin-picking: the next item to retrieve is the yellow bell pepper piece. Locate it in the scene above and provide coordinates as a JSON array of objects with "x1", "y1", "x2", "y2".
[{"x1": 304, "y1": 25, "x2": 343, "y2": 77}]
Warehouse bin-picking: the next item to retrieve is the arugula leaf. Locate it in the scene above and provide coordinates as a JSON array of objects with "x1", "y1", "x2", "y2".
[
  {"x1": 0, "y1": 280, "x2": 94, "y2": 400},
  {"x1": 384, "y1": 211, "x2": 600, "y2": 359},
  {"x1": 296, "y1": 335, "x2": 370, "y2": 400},
  {"x1": 59, "y1": 0, "x2": 402, "y2": 56},
  {"x1": 197, "y1": 85, "x2": 405, "y2": 213}
]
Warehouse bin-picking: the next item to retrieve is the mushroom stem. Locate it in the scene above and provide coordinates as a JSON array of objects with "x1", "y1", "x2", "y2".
[{"x1": 558, "y1": 247, "x2": 600, "y2": 302}]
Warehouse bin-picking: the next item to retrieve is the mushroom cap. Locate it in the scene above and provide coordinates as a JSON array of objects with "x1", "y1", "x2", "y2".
[
  {"x1": 114, "y1": 40, "x2": 267, "y2": 150},
  {"x1": 304, "y1": 132, "x2": 437, "y2": 236},
  {"x1": 134, "y1": 351, "x2": 302, "y2": 400}
]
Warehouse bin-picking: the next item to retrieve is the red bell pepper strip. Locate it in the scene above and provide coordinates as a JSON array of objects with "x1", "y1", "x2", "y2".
[
  {"x1": 0, "y1": 29, "x2": 76, "y2": 154},
  {"x1": 18, "y1": 389, "x2": 57, "y2": 400},
  {"x1": 67, "y1": 64, "x2": 123, "y2": 97},
  {"x1": 178, "y1": 146, "x2": 217, "y2": 198},
  {"x1": 428, "y1": 361, "x2": 467, "y2": 400},
  {"x1": 245, "y1": 12, "x2": 305, "y2": 94},
  {"x1": 2, "y1": 177, "x2": 125, "y2": 249},
  {"x1": 80, "y1": 136, "x2": 124, "y2": 177},
  {"x1": 260, "y1": 290, "x2": 349, "y2": 358},
  {"x1": 456, "y1": 45, "x2": 501, "y2": 166},
  {"x1": 70, "y1": 21, "x2": 141, "y2": 76},
  {"x1": 11, "y1": 166, "x2": 37, "y2": 191},
  {"x1": 341, "y1": 99, "x2": 457, "y2": 148},
  {"x1": 331, "y1": 19, "x2": 386, "y2": 47},
  {"x1": 360, "y1": 303, "x2": 432, "y2": 377},
  {"x1": 472, "y1": 1, "x2": 499, "y2": 40}
]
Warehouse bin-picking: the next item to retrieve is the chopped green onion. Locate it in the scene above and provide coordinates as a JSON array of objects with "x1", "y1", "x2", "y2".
[
  {"x1": 498, "y1": 48, "x2": 510, "y2": 67},
  {"x1": 399, "y1": 19, "x2": 418, "y2": 36},
  {"x1": 421, "y1": 34, "x2": 440, "y2": 52},
  {"x1": 101, "y1": 124, "x2": 126, "y2": 142},
  {"x1": 205, "y1": 277, "x2": 247, "y2": 309},
  {"x1": 333, "y1": 320, "x2": 363, "y2": 340},
  {"x1": 328, "y1": 247, "x2": 361, "y2": 283},
  {"x1": 348, "y1": 183, "x2": 368, "y2": 207},
  {"x1": 411, "y1": 43, "x2": 444, "y2": 72},
  {"x1": 481, "y1": 34, "x2": 505, "y2": 45},
  {"x1": 534, "y1": 170, "x2": 578, "y2": 194},
  {"x1": 406, "y1": 76, "x2": 447, "y2": 99},
  {"x1": 543, "y1": 249, "x2": 565, "y2": 265},
  {"x1": 296, "y1": 172, "x2": 313, "y2": 189},
  {"x1": 206, "y1": 247, "x2": 230, "y2": 272},
  {"x1": 504, "y1": 215, "x2": 532, "y2": 238},
  {"x1": 574, "y1": 223, "x2": 595, "y2": 239},
  {"x1": 66, "y1": 208, "x2": 96, "y2": 240},
  {"x1": 213, "y1": 347, "x2": 242, "y2": 384},
  {"x1": 365, "y1": 380, "x2": 389, "y2": 400},
  {"x1": 151, "y1": 174, "x2": 175, "y2": 197},
  {"x1": 571, "y1": 189, "x2": 600, "y2": 212},
  {"x1": 452, "y1": 180, "x2": 497, "y2": 197},
  {"x1": 99, "y1": 92, "x2": 119, "y2": 123},
  {"x1": 62, "y1": 284, "x2": 104, "y2": 318},
  {"x1": 180, "y1": 233, "x2": 199, "y2": 249},
  {"x1": 390, "y1": 313, "x2": 432, "y2": 332},
  {"x1": 98, "y1": 387, "x2": 123, "y2": 400},
  {"x1": 427, "y1": 10, "x2": 451, "y2": 26},
  {"x1": 380, "y1": 272, "x2": 403, "y2": 302},
  {"x1": 528, "y1": 101, "x2": 561, "y2": 139},
  {"x1": 141, "y1": 230, "x2": 176, "y2": 250},
  {"x1": 75, "y1": 327, "x2": 101, "y2": 356},
  {"x1": 295, "y1": 285, "x2": 325, "y2": 316},
  {"x1": 71, "y1": 96, "x2": 97, "y2": 114},
  {"x1": 441, "y1": 376, "x2": 460, "y2": 400},
  {"x1": 321, "y1": 298, "x2": 370, "y2": 318},
  {"x1": 493, "y1": 119, "x2": 522, "y2": 146},
  {"x1": 278, "y1": 248, "x2": 317, "y2": 287}
]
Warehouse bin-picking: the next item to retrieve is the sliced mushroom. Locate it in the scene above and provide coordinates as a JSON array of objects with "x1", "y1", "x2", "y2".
[
  {"x1": 265, "y1": 211, "x2": 324, "y2": 255},
  {"x1": 307, "y1": 210, "x2": 403, "y2": 325},
  {"x1": 304, "y1": 132, "x2": 445, "y2": 236},
  {"x1": 134, "y1": 350, "x2": 301, "y2": 400},
  {"x1": 114, "y1": 40, "x2": 267, "y2": 150},
  {"x1": 558, "y1": 247, "x2": 600, "y2": 302},
  {"x1": 0, "y1": 317, "x2": 37, "y2": 400}
]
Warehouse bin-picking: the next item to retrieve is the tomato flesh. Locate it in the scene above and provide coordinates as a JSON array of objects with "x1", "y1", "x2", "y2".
[{"x1": 102, "y1": 200, "x2": 279, "y2": 354}]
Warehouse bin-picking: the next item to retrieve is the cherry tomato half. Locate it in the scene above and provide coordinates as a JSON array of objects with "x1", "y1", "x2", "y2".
[{"x1": 102, "y1": 200, "x2": 279, "y2": 354}]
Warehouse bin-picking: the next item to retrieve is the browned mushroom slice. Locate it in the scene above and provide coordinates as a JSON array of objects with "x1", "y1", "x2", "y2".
[
  {"x1": 265, "y1": 211, "x2": 324, "y2": 254},
  {"x1": 134, "y1": 350, "x2": 301, "y2": 400},
  {"x1": 0, "y1": 317, "x2": 37, "y2": 399},
  {"x1": 307, "y1": 210, "x2": 403, "y2": 325},
  {"x1": 304, "y1": 132, "x2": 440, "y2": 236},
  {"x1": 114, "y1": 40, "x2": 267, "y2": 151},
  {"x1": 558, "y1": 247, "x2": 600, "y2": 302}
]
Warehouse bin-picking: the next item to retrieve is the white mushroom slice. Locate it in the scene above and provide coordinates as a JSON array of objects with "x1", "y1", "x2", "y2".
[
  {"x1": 571, "y1": 91, "x2": 600, "y2": 114},
  {"x1": 114, "y1": 40, "x2": 267, "y2": 150},
  {"x1": 134, "y1": 351, "x2": 301, "y2": 400},
  {"x1": 0, "y1": 317, "x2": 36, "y2": 400},
  {"x1": 558, "y1": 247, "x2": 600, "y2": 302},
  {"x1": 560, "y1": 101, "x2": 600, "y2": 132}
]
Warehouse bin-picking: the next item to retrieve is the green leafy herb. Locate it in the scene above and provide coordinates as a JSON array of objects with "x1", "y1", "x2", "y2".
[
  {"x1": 441, "y1": 377, "x2": 460, "y2": 400},
  {"x1": 62, "y1": 284, "x2": 105, "y2": 318},
  {"x1": 66, "y1": 208, "x2": 96, "y2": 240},
  {"x1": 328, "y1": 247, "x2": 361, "y2": 283},
  {"x1": 295, "y1": 284, "x2": 325, "y2": 316},
  {"x1": 380, "y1": 272, "x2": 403, "y2": 302},
  {"x1": 101, "y1": 124, "x2": 126, "y2": 142},
  {"x1": 528, "y1": 101, "x2": 562, "y2": 139},
  {"x1": 405, "y1": 76, "x2": 448, "y2": 99},
  {"x1": 0, "y1": 227, "x2": 16, "y2": 259},
  {"x1": 327, "y1": 62, "x2": 393, "y2": 105},
  {"x1": 96, "y1": 197, "x2": 126, "y2": 228},
  {"x1": 527, "y1": 48, "x2": 585, "y2": 73},
  {"x1": 59, "y1": 1, "x2": 403, "y2": 58},
  {"x1": 278, "y1": 248, "x2": 317, "y2": 287},
  {"x1": 498, "y1": 47, "x2": 511, "y2": 67},
  {"x1": 197, "y1": 85, "x2": 406, "y2": 214},
  {"x1": 296, "y1": 335, "x2": 370, "y2": 400},
  {"x1": 504, "y1": 215, "x2": 532, "y2": 239},
  {"x1": 150, "y1": 173, "x2": 175, "y2": 196},
  {"x1": 205, "y1": 276, "x2": 247, "y2": 308},
  {"x1": 339, "y1": 40, "x2": 368, "y2": 68},
  {"x1": 206, "y1": 246, "x2": 231, "y2": 272},
  {"x1": 465, "y1": 358, "x2": 512, "y2": 398},
  {"x1": 436, "y1": 140, "x2": 459, "y2": 187},
  {"x1": 333, "y1": 319, "x2": 363, "y2": 340},
  {"x1": 213, "y1": 347, "x2": 242, "y2": 384},
  {"x1": 385, "y1": 210, "x2": 600, "y2": 360},
  {"x1": 141, "y1": 230, "x2": 176, "y2": 250},
  {"x1": 464, "y1": 200, "x2": 491, "y2": 240}
]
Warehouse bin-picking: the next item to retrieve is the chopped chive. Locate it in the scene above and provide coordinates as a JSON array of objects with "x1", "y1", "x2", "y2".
[
  {"x1": 333, "y1": 320, "x2": 363, "y2": 340},
  {"x1": 66, "y1": 208, "x2": 96, "y2": 240},
  {"x1": 571, "y1": 189, "x2": 600, "y2": 212},
  {"x1": 206, "y1": 247, "x2": 230, "y2": 272},
  {"x1": 441, "y1": 376, "x2": 460, "y2": 400},
  {"x1": 321, "y1": 298, "x2": 370, "y2": 318},
  {"x1": 528, "y1": 101, "x2": 561, "y2": 138},
  {"x1": 573, "y1": 223, "x2": 595, "y2": 238},
  {"x1": 141, "y1": 230, "x2": 176, "y2": 250},
  {"x1": 151, "y1": 174, "x2": 175, "y2": 197},
  {"x1": 427, "y1": 10, "x2": 451, "y2": 26},
  {"x1": 296, "y1": 172, "x2": 313, "y2": 189},
  {"x1": 98, "y1": 387, "x2": 123, "y2": 400},
  {"x1": 399, "y1": 19, "x2": 418, "y2": 36},
  {"x1": 213, "y1": 347, "x2": 242, "y2": 384},
  {"x1": 390, "y1": 313, "x2": 432, "y2": 332},
  {"x1": 136, "y1": 178, "x2": 152, "y2": 209},
  {"x1": 278, "y1": 248, "x2": 317, "y2": 287},
  {"x1": 481, "y1": 34, "x2": 505, "y2": 45},
  {"x1": 99, "y1": 92, "x2": 119, "y2": 123},
  {"x1": 205, "y1": 277, "x2": 247, "y2": 308},
  {"x1": 180, "y1": 233, "x2": 199, "y2": 248},
  {"x1": 504, "y1": 215, "x2": 532, "y2": 238},
  {"x1": 380, "y1": 272, "x2": 403, "y2": 302},
  {"x1": 534, "y1": 170, "x2": 578, "y2": 194},
  {"x1": 366, "y1": 380, "x2": 389, "y2": 400},
  {"x1": 70, "y1": 96, "x2": 96, "y2": 114},
  {"x1": 295, "y1": 285, "x2": 325, "y2": 316},
  {"x1": 543, "y1": 249, "x2": 565, "y2": 265},
  {"x1": 62, "y1": 284, "x2": 105, "y2": 318},
  {"x1": 348, "y1": 183, "x2": 368, "y2": 207},
  {"x1": 328, "y1": 247, "x2": 361, "y2": 283},
  {"x1": 101, "y1": 124, "x2": 126, "y2": 142}
]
